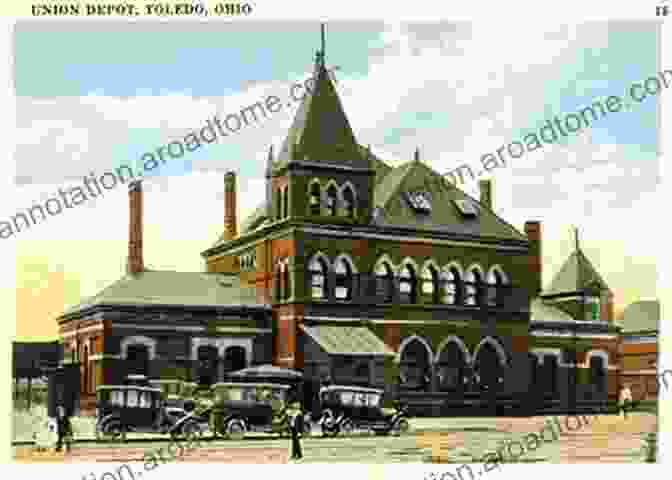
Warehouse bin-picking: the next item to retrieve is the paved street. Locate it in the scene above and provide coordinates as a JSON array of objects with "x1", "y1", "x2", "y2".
[{"x1": 13, "y1": 413, "x2": 657, "y2": 464}]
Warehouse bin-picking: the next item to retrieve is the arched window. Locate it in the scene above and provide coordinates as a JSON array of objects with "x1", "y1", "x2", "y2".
[
  {"x1": 442, "y1": 266, "x2": 462, "y2": 305},
  {"x1": 309, "y1": 256, "x2": 328, "y2": 299},
  {"x1": 421, "y1": 264, "x2": 440, "y2": 303},
  {"x1": 342, "y1": 185, "x2": 355, "y2": 218},
  {"x1": 309, "y1": 182, "x2": 321, "y2": 216},
  {"x1": 375, "y1": 261, "x2": 394, "y2": 303},
  {"x1": 223, "y1": 346, "x2": 247, "y2": 373},
  {"x1": 399, "y1": 337, "x2": 432, "y2": 391},
  {"x1": 326, "y1": 184, "x2": 338, "y2": 216},
  {"x1": 590, "y1": 355, "x2": 606, "y2": 394},
  {"x1": 126, "y1": 344, "x2": 149, "y2": 377},
  {"x1": 465, "y1": 267, "x2": 483, "y2": 306},
  {"x1": 282, "y1": 187, "x2": 289, "y2": 218},
  {"x1": 486, "y1": 267, "x2": 507, "y2": 306},
  {"x1": 197, "y1": 345, "x2": 219, "y2": 385},
  {"x1": 278, "y1": 259, "x2": 290, "y2": 300},
  {"x1": 334, "y1": 256, "x2": 354, "y2": 300},
  {"x1": 399, "y1": 264, "x2": 417, "y2": 303}
]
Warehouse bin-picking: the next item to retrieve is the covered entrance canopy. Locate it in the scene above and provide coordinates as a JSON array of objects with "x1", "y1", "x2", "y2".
[{"x1": 300, "y1": 325, "x2": 395, "y2": 356}]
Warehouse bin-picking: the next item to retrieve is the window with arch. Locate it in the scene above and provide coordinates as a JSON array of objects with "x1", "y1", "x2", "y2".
[
  {"x1": 464, "y1": 267, "x2": 483, "y2": 306},
  {"x1": 399, "y1": 264, "x2": 417, "y2": 303},
  {"x1": 278, "y1": 259, "x2": 291, "y2": 300},
  {"x1": 326, "y1": 184, "x2": 338, "y2": 216},
  {"x1": 282, "y1": 187, "x2": 289, "y2": 218},
  {"x1": 442, "y1": 266, "x2": 462, "y2": 305},
  {"x1": 335, "y1": 256, "x2": 354, "y2": 300},
  {"x1": 486, "y1": 267, "x2": 507, "y2": 306},
  {"x1": 309, "y1": 182, "x2": 321, "y2": 216},
  {"x1": 309, "y1": 256, "x2": 329, "y2": 299},
  {"x1": 276, "y1": 188, "x2": 282, "y2": 220},
  {"x1": 421, "y1": 264, "x2": 440, "y2": 303},
  {"x1": 342, "y1": 185, "x2": 355, "y2": 218},
  {"x1": 375, "y1": 261, "x2": 395, "y2": 303}
]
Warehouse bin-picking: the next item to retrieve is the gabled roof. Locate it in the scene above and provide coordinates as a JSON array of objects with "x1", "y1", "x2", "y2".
[
  {"x1": 371, "y1": 160, "x2": 528, "y2": 240},
  {"x1": 543, "y1": 248, "x2": 609, "y2": 297},
  {"x1": 621, "y1": 300, "x2": 659, "y2": 333},
  {"x1": 276, "y1": 58, "x2": 362, "y2": 168},
  {"x1": 59, "y1": 270, "x2": 263, "y2": 318}
]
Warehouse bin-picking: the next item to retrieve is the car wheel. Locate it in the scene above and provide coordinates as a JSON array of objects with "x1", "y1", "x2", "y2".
[
  {"x1": 102, "y1": 419, "x2": 124, "y2": 442},
  {"x1": 392, "y1": 419, "x2": 410, "y2": 436},
  {"x1": 180, "y1": 419, "x2": 202, "y2": 440},
  {"x1": 339, "y1": 419, "x2": 354, "y2": 436},
  {"x1": 225, "y1": 419, "x2": 247, "y2": 441}
]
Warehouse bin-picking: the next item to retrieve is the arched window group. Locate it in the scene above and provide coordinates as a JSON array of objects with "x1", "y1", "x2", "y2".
[
  {"x1": 306, "y1": 179, "x2": 357, "y2": 219},
  {"x1": 398, "y1": 335, "x2": 508, "y2": 393},
  {"x1": 307, "y1": 253, "x2": 510, "y2": 306}
]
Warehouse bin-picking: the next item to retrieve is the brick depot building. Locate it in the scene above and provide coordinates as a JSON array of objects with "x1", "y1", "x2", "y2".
[{"x1": 57, "y1": 40, "x2": 621, "y2": 415}]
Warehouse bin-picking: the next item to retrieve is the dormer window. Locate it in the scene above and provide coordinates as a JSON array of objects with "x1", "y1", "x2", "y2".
[
  {"x1": 406, "y1": 191, "x2": 432, "y2": 213},
  {"x1": 453, "y1": 199, "x2": 479, "y2": 218}
]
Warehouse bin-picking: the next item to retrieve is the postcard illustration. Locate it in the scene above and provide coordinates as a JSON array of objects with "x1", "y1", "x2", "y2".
[{"x1": 10, "y1": 13, "x2": 662, "y2": 467}]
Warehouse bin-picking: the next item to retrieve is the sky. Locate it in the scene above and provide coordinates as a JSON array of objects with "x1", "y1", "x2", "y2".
[{"x1": 7, "y1": 20, "x2": 662, "y2": 340}]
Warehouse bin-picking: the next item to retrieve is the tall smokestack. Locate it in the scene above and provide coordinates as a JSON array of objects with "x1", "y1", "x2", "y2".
[
  {"x1": 127, "y1": 180, "x2": 144, "y2": 275},
  {"x1": 479, "y1": 179, "x2": 492, "y2": 210},
  {"x1": 223, "y1": 171, "x2": 238, "y2": 241},
  {"x1": 524, "y1": 221, "x2": 542, "y2": 296}
]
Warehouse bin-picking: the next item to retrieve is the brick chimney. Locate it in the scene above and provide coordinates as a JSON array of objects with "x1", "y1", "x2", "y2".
[
  {"x1": 223, "y1": 171, "x2": 238, "y2": 241},
  {"x1": 127, "y1": 180, "x2": 144, "y2": 275},
  {"x1": 524, "y1": 221, "x2": 542, "y2": 296},
  {"x1": 601, "y1": 290, "x2": 615, "y2": 323},
  {"x1": 479, "y1": 179, "x2": 492, "y2": 210}
]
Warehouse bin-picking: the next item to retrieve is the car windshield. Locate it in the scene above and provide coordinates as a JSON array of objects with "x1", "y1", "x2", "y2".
[
  {"x1": 339, "y1": 391, "x2": 355, "y2": 405},
  {"x1": 111, "y1": 390, "x2": 124, "y2": 407}
]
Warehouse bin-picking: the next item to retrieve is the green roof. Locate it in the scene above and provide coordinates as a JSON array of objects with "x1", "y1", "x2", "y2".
[
  {"x1": 620, "y1": 300, "x2": 659, "y2": 333},
  {"x1": 371, "y1": 160, "x2": 527, "y2": 240},
  {"x1": 543, "y1": 249, "x2": 609, "y2": 296},
  {"x1": 60, "y1": 270, "x2": 262, "y2": 318},
  {"x1": 530, "y1": 298, "x2": 575, "y2": 322},
  {"x1": 301, "y1": 325, "x2": 394, "y2": 356}
]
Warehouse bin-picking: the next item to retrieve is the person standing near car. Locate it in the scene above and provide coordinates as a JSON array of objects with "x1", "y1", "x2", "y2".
[
  {"x1": 288, "y1": 400, "x2": 303, "y2": 461},
  {"x1": 55, "y1": 405, "x2": 72, "y2": 453}
]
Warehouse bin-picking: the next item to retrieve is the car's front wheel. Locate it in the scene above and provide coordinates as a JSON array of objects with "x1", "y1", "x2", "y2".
[
  {"x1": 100, "y1": 418, "x2": 125, "y2": 442},
  {"x1": 392, "y1": 418, "x2": 410, "y2": 436},
  {"x1": 339, "y1": 419, "x2": 355, "y2": 436},
  {"x1": 225, "y1": 418, "x2": 247, "y2": 441}
]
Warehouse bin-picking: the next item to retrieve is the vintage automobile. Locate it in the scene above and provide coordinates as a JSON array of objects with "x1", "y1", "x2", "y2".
[
  {"x1": 317, "y1": 385, "x2": 410, "y2": 437},
  {"x1": 206, "y1": 382, "x2": 311, "y2": 439},
  {"x1": 95, "y1": 384, "x2": 201, "y2": 441}
]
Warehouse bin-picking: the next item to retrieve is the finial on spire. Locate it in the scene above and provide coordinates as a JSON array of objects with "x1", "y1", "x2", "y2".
[
  {"x1": 321, "y1": 23, "x2": 326, "y2": 60},
  {"x1": 574, "y1": 226, "x2": 580, "y2": 252},
  {"x1": 414, "y1": 147, "x2": 420, "y2": 163}
]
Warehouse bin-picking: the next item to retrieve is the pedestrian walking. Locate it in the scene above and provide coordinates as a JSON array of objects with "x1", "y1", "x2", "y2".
[
  {"x1": 55, "y1": 405, "x2": 72, "y2": 453},
  {"x1": 288, "y1": 401, "x2": 303, "y2": 461},
  {"x1": 618, "y1": 383, "x2": 633, "y2": 419}
]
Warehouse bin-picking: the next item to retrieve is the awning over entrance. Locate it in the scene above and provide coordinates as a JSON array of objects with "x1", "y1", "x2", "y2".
[{"x1": 300, "y1": 325, "x2": 395, "y2": 356}]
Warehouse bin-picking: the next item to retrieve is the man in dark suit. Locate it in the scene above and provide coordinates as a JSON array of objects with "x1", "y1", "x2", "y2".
[
  {"x1": 55, "y1": 405, "x2": 72, "y2": 452},
  {"x1": 288, "y1": 401, "x2": 303, "y2": 461}
]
